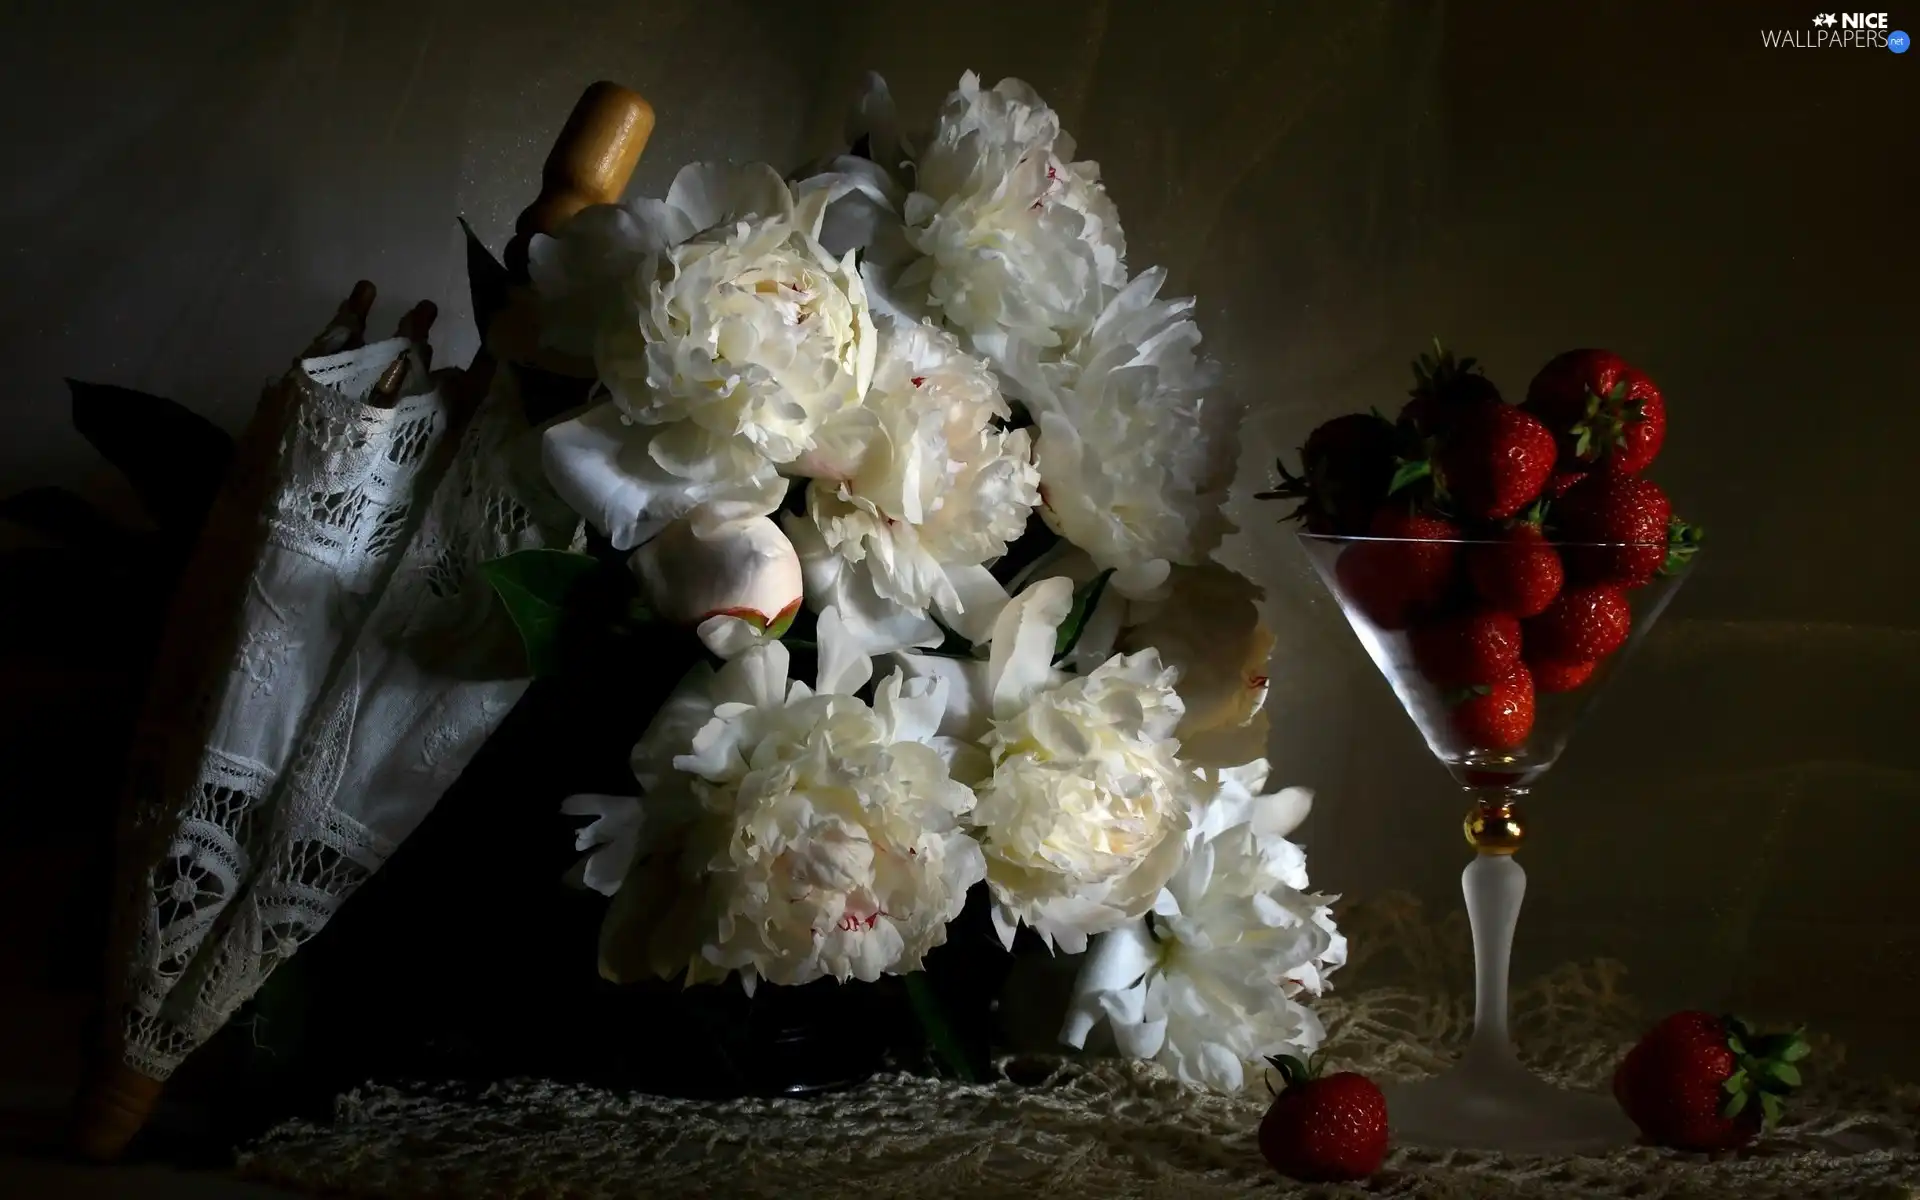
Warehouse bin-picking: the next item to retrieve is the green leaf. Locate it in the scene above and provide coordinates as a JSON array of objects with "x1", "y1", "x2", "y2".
[
  {"x1": 462, "y1": 217, "x2": 514, "y2": 341},
  {"x1": 1722, "y1": 1068, "x2": 1748, "y2": 1094},
  {"x1": 1726, "y1": 1034, "x2": 1747, "y2": 1056},
  {"x1": 903, "y1": 971, "x2": 975, "y2": 1083},
  {"x1": 1388, "y1": 457, "x2": 1432, "y2": 495},
  {"x1": 1781, "y1": 1037, "x2": 1812, "y2": 1063},
  {"x1": 1723, "y1": 1088, "x2": 1751, "y2": 1119},
  {"x1": 987, "y1": 512, "x2": 1062, "y2": 588},
  {"x1": 923, "y1": 614, "x2": 980, "y2": 659},
  {"x1": 1053, "y1": 569, "x2": 1116, "y2": 662},
  {"x1": 478, "y1": 549, "x2": 603, "y2": 677},
  {"x1": 1765, "y1": 1061, "x2": 1802, "y2": 1089},
  {"x1": 68, "y1": 379, "x2": 234, "y2": 534}
]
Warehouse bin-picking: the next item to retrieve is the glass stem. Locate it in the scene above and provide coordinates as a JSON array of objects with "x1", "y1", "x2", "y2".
[{"x1": 1462, "y1": 789, "x2": 1528, "y2": 1065}]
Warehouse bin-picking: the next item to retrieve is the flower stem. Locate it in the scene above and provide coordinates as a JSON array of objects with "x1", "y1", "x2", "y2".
[{"x1": 903, "y1": 972, "x2": 975, "y2": 1083}]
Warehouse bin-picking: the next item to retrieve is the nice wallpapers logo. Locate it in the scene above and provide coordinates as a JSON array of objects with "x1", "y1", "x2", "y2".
[{"x1": 1762, "y1": 12, "x2": 1911, "y2": 50}]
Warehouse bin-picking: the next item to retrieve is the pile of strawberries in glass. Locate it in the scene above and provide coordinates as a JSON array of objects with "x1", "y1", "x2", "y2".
[{"x1": 1265, "y1": 343, "x2": 1700, "y2": 754}]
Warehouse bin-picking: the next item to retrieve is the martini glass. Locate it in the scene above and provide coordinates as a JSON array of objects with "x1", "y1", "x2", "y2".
[{"x1": 1297, "y1": 529, "x2": 1694, "y2": 1153}]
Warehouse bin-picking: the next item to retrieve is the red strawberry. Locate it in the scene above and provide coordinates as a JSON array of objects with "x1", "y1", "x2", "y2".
[
  {"x1": 1556, "y1": 470, "x2": 1672, "y2": 587},
  {"x1": 1529, "y1": 657, "x2": 1597, "y2": 693},
  {"x1": 1523, "y1": 349, "x2": 1668, "y2": 474},
  {"x1": 1544, "y1": 469, "x2": 1587, "y2": 500},
  {"x1": 1411, "y1": 607, "x2": 1522, "y2": 688},
  {"x1": 1614, "y1": 1012, "x2": 1808, "y2": 1152},
  {"x1": 1432, "y1": 401, "x2": 1558, "y2": 520},
  {"x1": 1333, "y1": 509, "x2": 1459, "y2": 630},
  {"x1": 1449, "y1": 662, "x2": 1535, "y2": 751},
  {"x1": 1399, "y1": 339, "x2": 1502, "y2": 438},
  {"x1": 1258, "y1": 1056, "x2": 1390, "y2": 1183},
  {"x1": 1525, "y1": 583, "x2": 1632, "y2": 661},
  {"x1": 1467, "y1": 523, "x2": 1564, "y2": 618},
  {"x1": 1259, "y1": 412, "x2": 1398, "y2": 535}
]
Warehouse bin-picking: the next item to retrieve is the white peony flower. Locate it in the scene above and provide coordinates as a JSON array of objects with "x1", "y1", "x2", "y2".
[
  {"x1": 559, "y1": 793, "x2": 644, "y2": 896},
  {"x1": 1060, "y1": 761, "x2": 1345, "y2": 1093},
  {"x1": 894, "y1": 72, "x2": 1127, "y2": 394},
  {"x1": 919, "y1": 577, "x2": 1195, "y2": 953},
  {"x1": 1023, "y1": 268, "x2": 1238, "y2": 593},
  {"x1": 533, "y1": 163, "x2": 878, "y2": 549},
  {"x1": 786, "y1": 319, "x2": 1040, "y2": 658},
  {"x1": 615, "y1": 213, "x2": 874, "y2": 463},
  {"x1": 594, "y1": 615, "x2": 986, "y2": 993},
  {"x1": 1013, "y1": 546, "x2": 1275, "y2": 769},
  {"x1": 540, "y1": 405, "x2": 787, "y2": 552}
]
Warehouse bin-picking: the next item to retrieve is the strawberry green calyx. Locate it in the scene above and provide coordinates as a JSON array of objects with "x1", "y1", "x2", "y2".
[
  {"x1": 1443, "y1": 683, "x2": 1494, "y2": 707},
  {"x1": 1409, "y1": 337, "x2": 1484, "y2": 399},
  {"x1": 1264, "y1": 1052, "x2": 1327, "y2": 1094},
  {"x1": 1388, "y1": 456, "x2": 1432, "y2": 496},
  {"x1": 1719, "y1": 1016, "x2": 1809, "y2": 1130},
  {"x1": 1254, "y1": 456, "x2": 1314, "y2": 522},
  {"x1": 1386, "y1": 407, "x2": 1442, "y2": 494},
  {"x1": 1569, "y1": 380, "x2": 1644, "y2": 461},
  {"x1": 1660, "y1": 517, "x2": 1704, "y2": 576}
]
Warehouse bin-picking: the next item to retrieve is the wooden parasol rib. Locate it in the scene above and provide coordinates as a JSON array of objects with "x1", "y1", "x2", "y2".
[{"x1": 74, "y1": 81, "x2": 653, "y2": 1163}]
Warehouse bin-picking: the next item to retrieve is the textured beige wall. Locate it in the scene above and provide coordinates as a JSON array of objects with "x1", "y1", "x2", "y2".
[{"x1": 1, "y1": 0, "x2": 1913, "y2": 1068}]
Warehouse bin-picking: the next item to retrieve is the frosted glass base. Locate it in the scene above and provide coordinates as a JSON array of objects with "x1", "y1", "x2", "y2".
[
  {"x1": 1383, "y1": 851, "x2": 1640, "y2": 1153},
  {"x1": 1384, "y1": 1046, "x2": 1636, "y2": 1153}
]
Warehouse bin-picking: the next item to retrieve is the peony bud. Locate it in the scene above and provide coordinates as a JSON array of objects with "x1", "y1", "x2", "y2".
[{"x1": 630, "y1": 515, "x2": 804, "y2": 632}]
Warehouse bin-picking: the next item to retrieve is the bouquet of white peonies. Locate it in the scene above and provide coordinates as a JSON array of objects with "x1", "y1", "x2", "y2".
[{"x1": 487, "y1": 71, "x2": 1345, "y2": 1094}]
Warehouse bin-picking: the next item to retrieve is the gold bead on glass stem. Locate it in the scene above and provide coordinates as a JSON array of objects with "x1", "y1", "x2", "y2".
[{"x1": 1464, "y1": 795, "x2": 1526, "y2": 854}]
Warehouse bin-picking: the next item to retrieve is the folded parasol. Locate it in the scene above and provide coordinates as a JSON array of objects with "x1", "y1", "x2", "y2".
[{"x1": 77, "y1": 82, "x2": 655, "y2": 1160}]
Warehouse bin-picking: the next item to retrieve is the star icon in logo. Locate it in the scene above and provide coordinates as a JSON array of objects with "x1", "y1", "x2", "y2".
[{"x1": 1813, "y1": 12, "x2": 1838, "y2": 26}]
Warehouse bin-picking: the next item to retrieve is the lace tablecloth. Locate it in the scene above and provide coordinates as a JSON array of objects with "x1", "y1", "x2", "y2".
[{"x1": 235, "y1": 899, "x2": 1920, "y2": 1199}]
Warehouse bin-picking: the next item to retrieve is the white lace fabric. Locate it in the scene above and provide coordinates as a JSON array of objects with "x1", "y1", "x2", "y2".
[
  {"x1": 119, "y1": 350, "x2": 576, "y2": 1081},
  {"x1": 236, "y1": 897, "x2": 1920, "y2": 1199}
]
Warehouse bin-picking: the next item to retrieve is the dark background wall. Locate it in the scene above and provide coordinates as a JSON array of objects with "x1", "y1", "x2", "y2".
[{"x1": 1, "y1": 0, "x2": 1913, "y2": 1154}]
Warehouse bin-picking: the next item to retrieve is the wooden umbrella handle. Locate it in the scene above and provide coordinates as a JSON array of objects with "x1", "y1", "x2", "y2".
[
  {"x1": 504, "y1": 81, "x2": 655, "y2": 278},
  {"x1": 73, "y1": 80, "x2": 655, "y2": 1164}
]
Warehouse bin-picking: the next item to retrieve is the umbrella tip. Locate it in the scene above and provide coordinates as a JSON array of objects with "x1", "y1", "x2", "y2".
[{"x1": 71, "y1": 1061, "x2": 165, "y2": 1162}]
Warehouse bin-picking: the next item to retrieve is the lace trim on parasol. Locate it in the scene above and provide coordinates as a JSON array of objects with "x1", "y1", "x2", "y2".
[{"x1": 123, "y1": 366, "x2": 578, "y2": 1082}]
